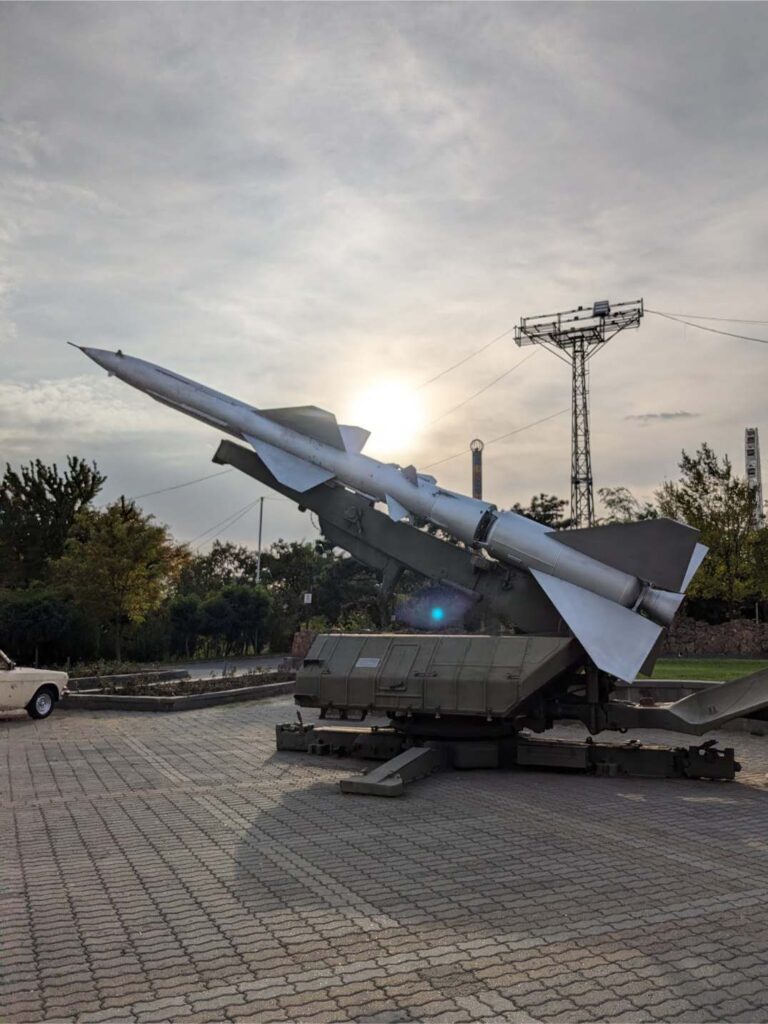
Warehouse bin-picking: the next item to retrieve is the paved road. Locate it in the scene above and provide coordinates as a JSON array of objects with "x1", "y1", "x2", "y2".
[{"x1": 2, "y1": 700, "x2": 768, "y2": 1023}]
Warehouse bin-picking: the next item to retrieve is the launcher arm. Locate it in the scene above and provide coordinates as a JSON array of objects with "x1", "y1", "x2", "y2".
[
  {"x1": 213, "y1": 439, "x2": 564, "y2": 635},
  {"x1": 603, "y1": 667, "x2": 768, "y2": 735}
]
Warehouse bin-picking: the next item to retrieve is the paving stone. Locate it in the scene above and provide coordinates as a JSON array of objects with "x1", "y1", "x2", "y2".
[
  {"x1": 3, "y1": 701, "x2": 768, "y2": 1024},
  {"x1": 77, "y1": 1010, "x2": 138, "y2": 1024}
]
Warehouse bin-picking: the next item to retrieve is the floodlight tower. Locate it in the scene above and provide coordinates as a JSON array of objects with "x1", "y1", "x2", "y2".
[{"x1": 515, "y1": 299, "x2": 644, "y2": 527}]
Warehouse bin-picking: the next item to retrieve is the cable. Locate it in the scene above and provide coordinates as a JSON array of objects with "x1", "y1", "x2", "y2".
[
  {"x1": 423, "y1": 407, "x2": 569, "y2": 469},
  {"x1": 134, "y1": 469, "x2": 233, "y2": 499},
  {"x1": 650, "y1": 310, "x2": 768, "y2": 325},
  {"x1": 187, "y1": 491, "x2": 289, "y2": 548},
  {"x1": 188, "y1": 499, "x2": 261, "y2": 547},
  {"x1": 647, "y1": 310, "x2": 768, "y2": 345},
  {"x1": 134, "y1": 468, "x2": 287, "y2": 503},
  {"x1": 415, "y1": 325, "x2": 516, "y2": 389},
  {"x1": 427, "y1": 351, "x2": 538, "y2": 427},
  {"x1": 189, "y1": 501, "x2": 258, "y2": 547}
]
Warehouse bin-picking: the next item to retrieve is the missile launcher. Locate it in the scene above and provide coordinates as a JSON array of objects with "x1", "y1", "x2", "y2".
[{"x1": 76, "y1": 346, "x2": 768, "y2": 793}]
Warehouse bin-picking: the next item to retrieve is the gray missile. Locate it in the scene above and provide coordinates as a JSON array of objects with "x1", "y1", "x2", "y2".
[{"x1": 76, "y1": 345, "x2": 706, "y2": 683}]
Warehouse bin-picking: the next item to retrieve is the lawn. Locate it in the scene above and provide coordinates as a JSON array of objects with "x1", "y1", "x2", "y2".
[{"x1": 651, "y1": 658, "x2": 768, "y2": 681}]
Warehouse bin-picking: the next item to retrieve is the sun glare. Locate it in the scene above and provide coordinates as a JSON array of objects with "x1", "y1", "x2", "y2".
[{"x1": 345, "y1": 380, "x2": 425, "y2": 455}]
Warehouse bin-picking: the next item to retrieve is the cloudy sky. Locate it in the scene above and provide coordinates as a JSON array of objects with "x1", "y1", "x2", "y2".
[{"x1": 2, "y1": 2, "x2": 767, "y2": 551}]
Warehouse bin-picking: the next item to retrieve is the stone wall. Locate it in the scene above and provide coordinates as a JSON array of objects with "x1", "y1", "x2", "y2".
[{"x1": 663, "y1": 617, "x2": 768, "y2": 657}]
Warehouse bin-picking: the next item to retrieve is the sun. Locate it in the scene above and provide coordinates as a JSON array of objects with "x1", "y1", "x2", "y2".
[{"x1": 345, "y1": 380, "x2": 426, "y2": 455}]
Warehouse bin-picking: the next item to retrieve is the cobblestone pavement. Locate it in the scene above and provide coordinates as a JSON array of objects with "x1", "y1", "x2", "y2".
[{"x1": 3, "y1": 700, "x2": 768, "y2": 1024}]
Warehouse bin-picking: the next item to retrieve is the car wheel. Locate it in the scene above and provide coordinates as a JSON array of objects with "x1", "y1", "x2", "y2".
[{"x1": 27, "y1": 686, "x2": 56, "y2": 720}]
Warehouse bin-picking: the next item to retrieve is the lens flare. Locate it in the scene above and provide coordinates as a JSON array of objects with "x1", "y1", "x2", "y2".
[{"x1": 396, "y1": 585, "x2": 474, "y2": 631}]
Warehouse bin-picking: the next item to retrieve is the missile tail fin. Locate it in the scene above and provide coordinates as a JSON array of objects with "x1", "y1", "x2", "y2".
[
  {"x1": 531, "y1": 569, "x2": 662, "y2": 683},
  {"x1": 551, "y1": 518, "x2": 700, "y2": 593},
  {"x1": 338, "y1": 424, "x2": 370, "y2": 454},
  {"x1": 638, "y1": 631, "x2": 666, "y2": 677},
  {"x1": 260, "y1": 405, "x2": 346, "y2": 450},
  {"x1": 681, "y1": 542, "x2": 708, "y2": 592},
  {"x1": 244, "y1": 435, "x2": 334, "y2": 492}
]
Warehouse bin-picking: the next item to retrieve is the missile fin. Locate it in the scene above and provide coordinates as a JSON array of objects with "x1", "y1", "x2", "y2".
[
  {"x1": 638, "y1": 631, "x2": 666, "y2": 677},
  {"x1": 338, "y1": 424, "x2": 370, "y2": 454},
  {"x1": 531, "y1": 569, "x2": 662, "y2": 683},
  {"x1": 550, "y1": 518, "x2": 700, "y2": 592},
  {"x1": 681, "y1": 542, "x2": 708, "y2": 592},
  {"x1": 244, "y1": 435, "x2": 334, "y2": 492},
  {"x1": 260, "y1": 406, "x2": 345, "y2": 450},
  {"x1": 385, "y1": 494, "x2": 411, "y2": 522}
]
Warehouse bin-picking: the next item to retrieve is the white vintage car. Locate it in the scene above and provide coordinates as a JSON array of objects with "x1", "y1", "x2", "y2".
[{"x1": 0, "y1": 648, "x2": 68, "y2": 719}]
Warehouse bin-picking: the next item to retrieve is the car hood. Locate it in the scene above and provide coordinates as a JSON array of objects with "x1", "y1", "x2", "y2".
[{"x1": 4, "y1": 668, "x2": 69, "y2": 685}]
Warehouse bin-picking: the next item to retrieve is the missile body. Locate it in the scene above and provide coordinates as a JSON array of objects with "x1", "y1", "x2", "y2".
[{"x1": 77, "y1": 346, "x2": 706, "y2": 683}]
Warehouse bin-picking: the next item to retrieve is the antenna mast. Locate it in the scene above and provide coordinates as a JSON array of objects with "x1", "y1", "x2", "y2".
[{"x1": 515, "y1": 298, "x2": 644, "y2": 527}]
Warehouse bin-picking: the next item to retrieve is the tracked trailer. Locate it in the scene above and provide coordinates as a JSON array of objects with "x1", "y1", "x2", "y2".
[{"x1": 275, "y1": 632, "x2": 768, "y2": 793}]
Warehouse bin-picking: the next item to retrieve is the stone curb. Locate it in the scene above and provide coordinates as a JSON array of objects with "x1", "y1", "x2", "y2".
[
  {"x1": 68, "y1": 669, "x2": 191, "y2": 691},
  {"x1": 62, "y1": 679, "x2": 295, "y2": 713}
]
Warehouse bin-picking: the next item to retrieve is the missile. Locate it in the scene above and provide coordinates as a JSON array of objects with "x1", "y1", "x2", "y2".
[{"x1": 75, "y1": 345, "x2": 706, "y2": 683}]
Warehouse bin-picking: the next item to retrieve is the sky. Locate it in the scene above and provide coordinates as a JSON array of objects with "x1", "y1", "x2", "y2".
[{"x1": 1, "y1": 2, "x2": 767, "y2": 552}]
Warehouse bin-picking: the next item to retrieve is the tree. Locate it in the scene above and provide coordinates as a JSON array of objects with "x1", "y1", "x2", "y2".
[
  {"x1": 0, "y1": 588, "x2": 88, "y2": 666},
  {"x1": 169, "y1": 594, "x2": 203, "y2": 657},
  {"x1": 511, "y1": 493, "x2": 572, "y2": 529},
  {"x1": 598, "y1": 486, "x2": 658, "y2": 523},
  {"x1": 260, "y1": 540, "x2": 332, "y2": 644},
  {"x1": 54, "y1": 498, "x2": 186, "y2": 660},
  {"x1": 315, "y1": 554, "x2": 382, "y2": 629},
  {"x1": 177, "y1": 541, "x2": 260, "y2": 597},
  {"x1": 0, "y1": 457, "x2": 105, "y2": 587},
  {"x1": 200, "y1": 585, "x2": 272, "y2": 655},
  {"x1": 260, "y1": 539, "x2": 331, "y2": 595},
  {"x1": 656, "y1": 444, "x2": 757, "y2": 613}
]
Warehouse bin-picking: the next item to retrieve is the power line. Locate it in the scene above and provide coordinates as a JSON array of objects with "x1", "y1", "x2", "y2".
[
  {"x1": 187, "y1": 490, "x2": 289, "y2": 548},
  {"x1": 133, "y1": 468, "x2": 288, "y2": 502},
  {"x1": 134, "y1": 469, "x2": 233, "y2": 499},
  {"x1": 648, "y1": 310, "x2": 768, "y2": 345},
  {"x1": 427, "y1": 351, "x2": 538, "y2": 426},
  {"x1": 423, "y1": 407, "x2": 569, "y2": 469},
  {"x1": 188, "y1": 498, "x2": 261, "y2": 548},
  {"x1": 651, "y1": 310, "x2": 768, "y2": 325},
  {"x1": 415, "y1": 325, "x2": 516, "y2": 390}
]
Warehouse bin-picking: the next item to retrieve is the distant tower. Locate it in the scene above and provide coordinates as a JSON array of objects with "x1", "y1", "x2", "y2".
[
  {"x1": 745, "y1": 427, "x2": 764, "y2": 525},
  {"x1": 515, "y1": 299, "x2": 644, "y2": 527}
]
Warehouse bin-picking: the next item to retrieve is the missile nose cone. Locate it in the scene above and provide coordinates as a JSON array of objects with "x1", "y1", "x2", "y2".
[{"x1": 75, "y1": 345, "x2": 127, "y2": 374}]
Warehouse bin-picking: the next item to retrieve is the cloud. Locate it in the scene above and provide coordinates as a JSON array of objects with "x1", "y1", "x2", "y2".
[
  {"x1": 625, "y1": 411, "x2": 701, "y2": 427},
  {"x1": 1, "y1": 4, "x2": 766, "y2": 545},
  {"x1": 0, "y1": 375, "x2": 197, "y2": 453}
]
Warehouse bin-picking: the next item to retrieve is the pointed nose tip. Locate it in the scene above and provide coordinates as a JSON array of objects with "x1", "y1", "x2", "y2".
[{"x1": 77, "y1": 345, "x2": 123, "y2": 372}]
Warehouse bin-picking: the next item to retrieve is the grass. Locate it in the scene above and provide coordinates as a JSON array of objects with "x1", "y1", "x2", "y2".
[{"x1": 651, "y1": 658, "x2": 768, "y2": 681}]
